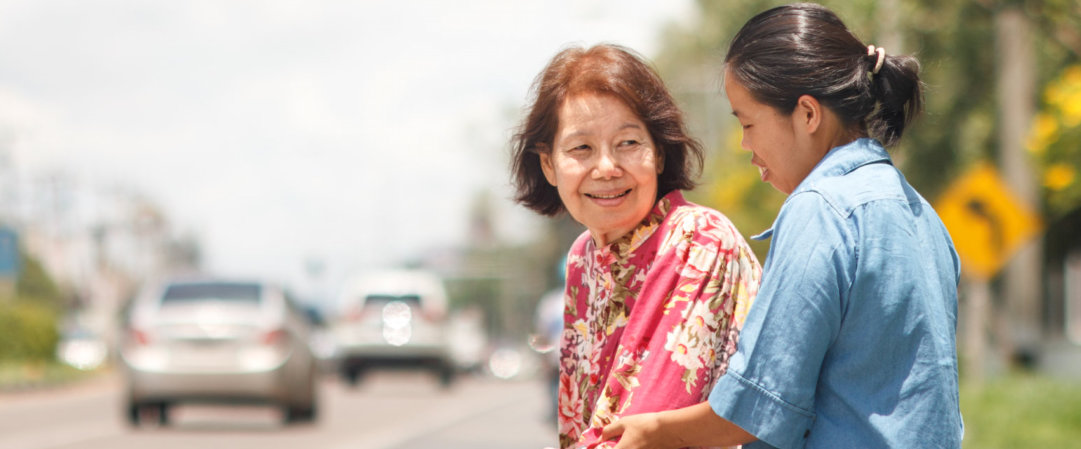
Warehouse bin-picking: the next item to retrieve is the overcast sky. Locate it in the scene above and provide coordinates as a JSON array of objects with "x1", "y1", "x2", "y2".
[{"x1": 0, "y1": 0, "x2": 694, "y2": 296}]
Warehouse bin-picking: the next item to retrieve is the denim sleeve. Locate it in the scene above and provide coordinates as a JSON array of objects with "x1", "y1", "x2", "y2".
[{"x1": 708, "y1": 192, "x2": 851, "y2": 449}]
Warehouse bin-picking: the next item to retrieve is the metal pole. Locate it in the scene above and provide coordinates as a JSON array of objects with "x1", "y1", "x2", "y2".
[{"x1": 963, "y1": 277, "x2": 992, "y2": 383}]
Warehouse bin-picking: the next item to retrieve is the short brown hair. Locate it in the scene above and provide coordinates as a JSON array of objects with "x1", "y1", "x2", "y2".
[{"x1": 510, "y1": 44, "x2": 703, "y2": 216}]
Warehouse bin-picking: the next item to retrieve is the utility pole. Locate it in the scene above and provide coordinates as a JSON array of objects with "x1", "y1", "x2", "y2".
[{"x1": 995, "y1": 6, "x2": 1042, "y2": 362}]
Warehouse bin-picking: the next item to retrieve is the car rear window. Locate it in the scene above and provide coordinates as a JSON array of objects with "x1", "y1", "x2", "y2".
[
  {"x1": 162, "y1": 283, "x2": 262, "y2": 304},
  {"x1": 364, "y1": 294, "x2": 421, "y2": 306}
]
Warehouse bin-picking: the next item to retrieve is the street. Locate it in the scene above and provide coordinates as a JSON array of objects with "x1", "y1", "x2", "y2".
[{"x1": 0, "y1": 370, "x2": 558, "y2": 449}]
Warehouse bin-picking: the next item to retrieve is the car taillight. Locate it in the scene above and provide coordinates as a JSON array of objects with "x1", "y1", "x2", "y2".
[
  {"x1": 130, "y1": 328, "x2": 151, "y2": 345},
  {"x1": 261, "y1": 328, "x2": 288, "y2": 346},
  {"x1": 346, "y1": 305, "x2": 368, "y2": 322},
  {"x1": 420, "y1": 308, "x2": 444, "y2": 323}
]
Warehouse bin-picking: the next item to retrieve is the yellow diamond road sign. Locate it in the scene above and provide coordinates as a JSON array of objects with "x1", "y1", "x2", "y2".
[{"x1": 935, "y1": 163, "x2": 1043, "y2": 280}]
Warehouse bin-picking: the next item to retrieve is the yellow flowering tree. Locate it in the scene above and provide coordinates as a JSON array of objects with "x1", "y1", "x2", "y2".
[{"x1": 1028, "y1": 64, "x2": 1081, "y2": 217}]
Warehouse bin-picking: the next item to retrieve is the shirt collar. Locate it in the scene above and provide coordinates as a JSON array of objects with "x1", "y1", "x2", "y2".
[
  {"x1": 602, "y1": 189, "x2": 685, "y2": 255},
  {"x1": 751, "y1": 138, "x2": 892, "y2": 241}
]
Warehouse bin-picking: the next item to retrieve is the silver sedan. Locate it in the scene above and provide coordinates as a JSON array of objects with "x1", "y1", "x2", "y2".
[{"x1": 119, "y1": 278, "x2": 319, "y2": 426}]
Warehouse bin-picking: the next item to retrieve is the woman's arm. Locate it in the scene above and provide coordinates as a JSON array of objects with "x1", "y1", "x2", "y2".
[{"x1": 601, "y1": 402, "x2": 756, "y2": 449}]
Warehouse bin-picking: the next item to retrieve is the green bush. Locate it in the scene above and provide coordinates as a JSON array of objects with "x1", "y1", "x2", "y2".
[{"x1": 0, "y1": 301, "x2": 60, "y2": 362}]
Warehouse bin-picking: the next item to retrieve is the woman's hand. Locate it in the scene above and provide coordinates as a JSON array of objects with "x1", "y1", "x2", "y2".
[
  {"x1": 602, "y1": 412, "x2": 680, "y2": 449},
  {"x1": 601, "y1": 403, "x2": 756, "y2": 449}
]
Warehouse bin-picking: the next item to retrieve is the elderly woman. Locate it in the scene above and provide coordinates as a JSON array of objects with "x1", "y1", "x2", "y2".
[{"x1": 511, "y1": 43, "x2": 762, "y2": 449}]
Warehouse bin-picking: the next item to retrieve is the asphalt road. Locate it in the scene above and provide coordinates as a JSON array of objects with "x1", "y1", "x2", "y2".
[{"x1": 0, "y1": 370, "x2": 558, "y2": 449}]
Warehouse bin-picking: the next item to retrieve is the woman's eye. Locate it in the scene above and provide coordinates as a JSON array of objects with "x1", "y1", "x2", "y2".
[
  {"x1": 741, "y1": 124, "x2": 752, "y2": 130},
  {"x1": 618, "y1": 139, "x2": 641, "y2": 148},
  {"x1": 566, "y1": 144, "x2": 589, "y2": 153}
]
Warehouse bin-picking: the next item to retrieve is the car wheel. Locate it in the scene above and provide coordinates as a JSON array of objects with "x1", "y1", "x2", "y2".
[
  {"x1": 343, "y1": 367, "x2": 362, "y2": 387},
  {"x1": 285, "y1": 374, "x2": 319, "y2": 424},
  {"x1": 437, "y1": 363, "x2": 456, "y2": 389},
  {"x1": 156, "y1": 402, "x2": 170, "y2": 425},
  {"x1": 284, "y1": 393, "x2": 317, "y2": 424},
  {"x1": 128, "y1": 402, "x2": 169, "y2": 427},
  {"x1": 285, "y1": 403, "x2": 316, "y2": 424},
  {"x1": 126, "y1": 402, "x2": 140, "y2": 426}
]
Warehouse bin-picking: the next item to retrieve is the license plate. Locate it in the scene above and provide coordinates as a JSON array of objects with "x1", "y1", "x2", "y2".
[{"x1": 169, "y1": 342, "x2": 238, "y2": 369}]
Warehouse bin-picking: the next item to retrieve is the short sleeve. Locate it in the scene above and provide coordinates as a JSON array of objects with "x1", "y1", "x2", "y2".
[{"x1": 708, "y1": 192, "x2": 853, "y2": 449}]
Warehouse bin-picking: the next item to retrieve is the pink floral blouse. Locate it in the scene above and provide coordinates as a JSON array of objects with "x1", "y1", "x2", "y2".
[{"x1": 558, "y1": 190, "x2": 761, "y2": 449}]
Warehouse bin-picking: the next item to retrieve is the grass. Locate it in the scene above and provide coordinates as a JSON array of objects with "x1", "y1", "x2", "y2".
[
  {"x1": 0, "y1": 360, "x2": 102, "y2": 392},
  {"x1": 960, "y1": 372, "x2": 1081, "y2": 448}
]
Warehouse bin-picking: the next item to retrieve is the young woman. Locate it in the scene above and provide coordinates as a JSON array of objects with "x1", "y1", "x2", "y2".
[
  {"x1": 511, "y1": 44, "x2": 761, "y2": 449},
  {"x1": 603, "y1": 4, "x2": 964, "y2": 448}
]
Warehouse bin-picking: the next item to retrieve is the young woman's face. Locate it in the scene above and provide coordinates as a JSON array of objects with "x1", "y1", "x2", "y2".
[
  {"x1": 724, "y1": 68, "x2": 821, "y2": 194},
  {"x1": 539, "y1": 92, "x2": 661, "y2": 246}
]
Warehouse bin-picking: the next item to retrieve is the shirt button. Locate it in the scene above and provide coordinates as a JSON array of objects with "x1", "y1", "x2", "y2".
[{"x1": 803, "y1": 429, "x2": 811, "y2": 438}]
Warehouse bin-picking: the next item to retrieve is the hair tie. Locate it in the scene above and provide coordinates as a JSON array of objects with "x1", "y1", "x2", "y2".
[{"x1": 866, "y1": 45, "x2": 886, "y2": 75}]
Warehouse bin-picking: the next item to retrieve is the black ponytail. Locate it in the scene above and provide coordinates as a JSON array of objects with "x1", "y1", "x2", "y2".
[
  {"x1": 868, "y1": 53, "x2": 922, "y2": 146},
  {"x1": 725, "y1": 3, "x2": 923, "y2": 147}
]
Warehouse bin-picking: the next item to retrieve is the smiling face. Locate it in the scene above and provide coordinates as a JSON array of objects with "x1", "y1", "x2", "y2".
[
  {"x1": 724, "y1": 68, "x2": 824, "y2": 195},
  {"x1": 539, "y1": 93, "x2": 661, "y2": 246}
]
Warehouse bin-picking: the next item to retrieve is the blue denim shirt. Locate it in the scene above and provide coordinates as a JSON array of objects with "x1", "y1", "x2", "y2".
[{"x1": 708, "y1": 139, "x2": 963, "y2": 449}]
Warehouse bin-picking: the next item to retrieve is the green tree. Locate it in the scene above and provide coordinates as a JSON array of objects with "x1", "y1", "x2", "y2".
[
  {"x1": 16, "y1": 249, "x2": 63, "y2": 308},
  {"x1": 653, "y1": 0, "x2": 1081, "y2": 260}
]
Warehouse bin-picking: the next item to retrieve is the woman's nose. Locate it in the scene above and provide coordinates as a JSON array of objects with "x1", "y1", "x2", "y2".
[
  {"x1": 593, "y1": 149, "x2": 621, "y2": 178},
  {"x1": 740, "y1": 133, "x2": 752, "y2": 152}
]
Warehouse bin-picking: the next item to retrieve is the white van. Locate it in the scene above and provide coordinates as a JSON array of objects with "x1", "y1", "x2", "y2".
[{"x1": 330, "y1": 269, "x2": 456, "y2": 387}]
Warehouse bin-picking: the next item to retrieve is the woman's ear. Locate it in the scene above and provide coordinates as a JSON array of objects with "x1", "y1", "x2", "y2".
[
  {"x1": 794, "y1": 94, "x2": 823, "y2": 135},
  {"x1": 655, "y1": 148, "x2": 665, "y2": 175},
  {"x1": 537, "y1": 144, "x2": 558, "y2": 186}
]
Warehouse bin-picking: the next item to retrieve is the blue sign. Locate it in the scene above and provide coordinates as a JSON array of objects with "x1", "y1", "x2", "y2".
[{"x1": 0, "y1": 227, "x2": 19, "y2": 278}]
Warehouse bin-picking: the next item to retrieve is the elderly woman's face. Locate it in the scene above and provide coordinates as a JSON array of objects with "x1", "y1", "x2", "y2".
[{"x1": 539, "y1": 93, "x2": 661, "y2": 246}]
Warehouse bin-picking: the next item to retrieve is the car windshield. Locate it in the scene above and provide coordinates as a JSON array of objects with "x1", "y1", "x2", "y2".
[{"x1": 162, "y1": 282, "x2": 262, "y2": 305}]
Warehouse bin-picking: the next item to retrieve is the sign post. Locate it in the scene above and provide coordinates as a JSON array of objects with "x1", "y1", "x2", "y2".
[
  {"x1": 0, "y1": 227, "x2": 18, "y2": 300},
  {"x1": 936, "y1": 163, "x2": 1043, "y2": 381}
]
